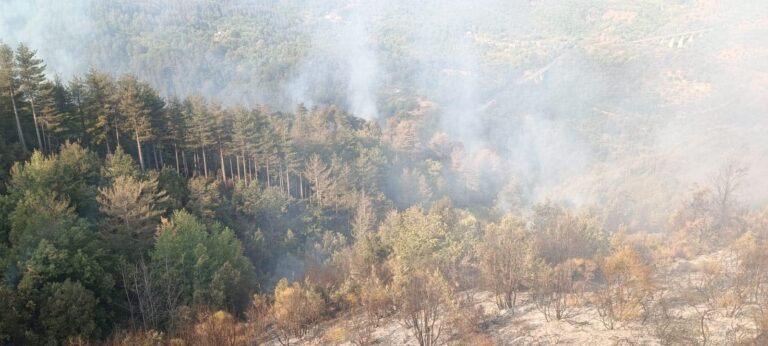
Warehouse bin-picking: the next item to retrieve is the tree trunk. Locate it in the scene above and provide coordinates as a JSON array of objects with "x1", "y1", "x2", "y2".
[
  {"x1": 240, "y1": 149, "x2": 247, "y2": 183},
  {"x1": 266, "y1": 159, "x2": 271, "y2": 187},
  {"x1": 9, "y1": 88, "x2": 27, "y2": 152},
  {"x1": 201, "y1": 145, "x2": 208, "y2": 179},
  {"x1": 236, "y1": 155, "x2": 242, "y2": 181},
  {"x1": 77, "y1": 103, "x2": 87, "y2": 144},
  {"x1": 40, "y1": 125, "x2": 47, "y2": 154},
  {"x1": 174, "y1": 143, "x2": 180, "y2": 173},
  {"x1": 228, "y1": 156, "x2": 234, "y2": 182},
  {"x1": 152, "y1": 143, "x2": 160, "y2": 169},
  {"x1": 105, "y1": 126, "x2": 112, "y2": 155},
  {"x1": 182, "y1": 149, "x2": 189, "y2": 176},
  {"x1": 43, "y1": 127, "x2": 50, "y2": 154},
  {"x1": 219, "y1": 146, "x2": 226, "y2": 182},
  {"x1": 29, "y1": 97, "x2": 43, "y2": 149},
  {"x1": 135, "y1": 130, "x2": 145, "y2": 170}
]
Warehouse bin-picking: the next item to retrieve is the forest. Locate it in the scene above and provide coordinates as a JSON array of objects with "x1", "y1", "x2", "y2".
[{"x1": 2, "y1": 0, "x2": 768, "y2": 345}]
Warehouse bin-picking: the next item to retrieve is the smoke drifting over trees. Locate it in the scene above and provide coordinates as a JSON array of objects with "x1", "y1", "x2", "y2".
[{"x1": 4, "y1": 0, "x2": 767, "y2": 221}]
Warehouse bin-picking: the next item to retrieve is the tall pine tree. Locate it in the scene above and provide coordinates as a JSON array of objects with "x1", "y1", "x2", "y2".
[
  {"x1": 15, "y1": 44, "x2": 47, "y2": 150},
  {"x1": 0, "y1": 43, "x2": 26, "y2": 152}
]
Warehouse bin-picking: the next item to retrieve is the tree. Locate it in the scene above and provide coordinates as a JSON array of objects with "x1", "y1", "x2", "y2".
[
  {"x1": 304, "y1": 154, "x2": 333, "y2": 207},
  {"x1": 117, "y1": 75, "x2": 152, "y2": 170},
  {"x1": 531, "y1": 202, "x2": 607, "y2": 265},
  {"x1": 478, "y1": 215, "x2": 537, "y2": 309},
  {"x1": 594, "y1": 246, "x2": 653, "y2": 329},
  {"x1": 396, "y1": 270, "x2": 454, "y2": 346},
  {"x1": 231, "y1": 106, "x2": 258, "y2": 183},
  {"x1": 532, "y1": 260, "x2": 581, "y2": 322},
  {"x1": 101, "y1": 145, "x2": 140, "y2": 182},
  {"x1": 35, "y1": 81, "x2": 64, "y2": 153},
  {"x1": 15, "y1": 43, "x2": 47, "y2": 150},
  {"x1": 83, "y1": 69, "x2": 117, "y2": 154},
  {"x1": 0, "y1": 42, "x2": 26, "y2": 152},
  {"x1": 380, "y1": 206, "x2": 468, "y2": 279},
  {"x1": 152, "y1": 210, "x2": 254, "y2": 312},
  {"x1": 97, "y1": 175, "x2": 168, "y2": 254},
  {"x1": 352, "y1": 193, "x2": 376, "y2": 241},
  {"x1": 272, "y1": 278, "x2": 325, "y2": 345},
  {"x1": 8, "y1": 142, "x2": 100, "y2": 217},
  {"x1": 186, "y1": 95, "x2": 214, "y2": 178},
  {"x1": 211, "y1": 100, "x2": 231, "y2": 182},
  {"x1": 39, "y1": 280, "x2": 98, "y2": 344},
  {"x1": 66, "y1": 76, "x2": 89, "y2": 143},
  {"x1": 6, "y1": 191, "x2": 114, "y2": 344},
  {"x1": 187, "y1": 176, "x2": 221, "y2": 222},
  {"x1": 162, "y1": 97, "x2": 188, "y2": 174}
]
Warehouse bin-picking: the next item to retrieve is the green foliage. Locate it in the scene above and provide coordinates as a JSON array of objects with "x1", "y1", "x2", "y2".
[
  {"x1": 4, "y1": 191, "x2": 114, "y2": 344},
  {"x1": 186, "y1": 176, "x2": 221, "y2": 221},
  {"x1": 39, "y1": 280, "x2": 98, "y2": 344},
  {"x1": 9, "y1": 143, "x2": 101, "y2": 217},
  {"x1": 101, "y1": 145, "x2": 140, "y2": 182},
  {"x1": 381, "y1": 204, "x2": 477, "y2": 285},
  {"x1": 157, "y1": 166, "x2": 187, "y2": 211},
  {"x1": 0, "y1": 286, "x2": 24, "y2": 343},
  {"x1": 97, "y1": 174, "x2": 168, "y2": 254},
  {"x1": 152, "y1": 210, "x2": 254, "y2": 313}
]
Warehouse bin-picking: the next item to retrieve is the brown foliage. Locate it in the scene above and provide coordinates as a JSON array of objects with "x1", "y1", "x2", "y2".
[
  {"x1": 531, "y1": 202, "x2": 607, "y2": 265},
  {"x1": 396, "y1": 270, "x2": 455, "y2": 346},
  {"x1": 271, "y1": 278, "x2": 325, "y2": 345},
  {"x1": 532, "y1": 259, "x2": 591, "y2": 322},
  {"x1": 594, "y1": 246, "x2": 654, "y2": 329}
]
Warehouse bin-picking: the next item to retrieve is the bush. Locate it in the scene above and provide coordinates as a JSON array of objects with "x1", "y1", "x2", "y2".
[
  {"x1": 532, "y1": 260, "x2": 586, "y2": 322},
  {"x1": 594, "y1": 247, "x2": 653, "y2": 329},
  {"x1": 396, "y1": 270, "x2": 455, "y2": 346},
  {"x1": 478, "y1": 215, "x2": 536, "y2": 310},
  {"x1": 272, "y1": 278, "x2": 325, "y2": 345}
]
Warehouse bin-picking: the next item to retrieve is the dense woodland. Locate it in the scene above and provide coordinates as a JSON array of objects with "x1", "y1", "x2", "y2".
[{"x1": 2, "y1": 1, "x2": 768, "y2": 345}]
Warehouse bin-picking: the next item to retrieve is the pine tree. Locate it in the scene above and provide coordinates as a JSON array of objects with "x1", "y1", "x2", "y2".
[
  {"x1": 140, "y1": 81, "x2": 165, "y2": 170},
  {"x1": 66, "y1": 77, "x2": 88, "y2": 143},
  {"x1": 84, "y1": 69, "x2": 117, "y2": 154},
  {"x1": 186, "y1": 95, "x2": 213, "y2": 178},
  {"x1": 35, "y1": 81, "x2": 63, "y2": 153},
  {"x1": 117, "y1": 75, "x2": 151, "y2": 170},
  {"x1": 231, "y1": 106, "x2": 257, "y2": 183},
  {"x1": 283, "y1": 139, "x2": 300, "y2": 197},
  {"x1": 211, "y1": 100, "x2": 231, "y2": 182},
  {"x1": 0, "y1": 43, "x2": 26, "y2": 152},
  {"x1": 163, "y1": 97, "x2": 187, "y2": 174},
  {"x1": 97, "y1": 174, "x2": 168, "y2": 253},
  {"x1": 102, "y1": 145, "x2": 140, "y2": 182},
  {"x1": 304, "y1": 154, "x2": 334, "y2": 207},
  {"x1": 15, "y1": 43, "x2": 47, "y2": 150}
]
